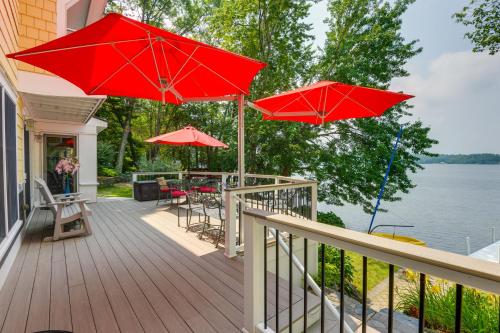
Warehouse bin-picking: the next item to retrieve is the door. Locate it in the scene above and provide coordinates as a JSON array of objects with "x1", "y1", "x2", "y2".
[{"x1": 44, "y1": 135, "x2": 77, "y2": 195}]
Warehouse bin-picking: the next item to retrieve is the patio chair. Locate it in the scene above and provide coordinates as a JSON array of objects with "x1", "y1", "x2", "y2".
[
  {"x1": 35, "y1": 177, "x2": 92, "y2": 242},
  {"x1": 156, "y1": 177, "x2": 172, "y2": 206},
  {"x1": 177, "y1": 191, "x2": 203, "y2": 230},
  {"x1": 199, "y1": 195, "x2": 225, "y2": 248}
]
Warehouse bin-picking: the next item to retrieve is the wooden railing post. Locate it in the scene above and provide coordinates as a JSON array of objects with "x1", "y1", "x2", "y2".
[
  {"x1": 243, "y1": 214, "x2": 265, "y2": 333},
  {"x1": 311, "y1": 182, "x2": 317, "y2": 222},
  {"x1": 225, "y1": 190, "x2": 237, "y2": 258}
]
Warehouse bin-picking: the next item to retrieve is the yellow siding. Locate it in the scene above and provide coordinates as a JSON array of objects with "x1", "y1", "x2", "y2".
[
  {"x1": 17, "y1": 0, "x2": 57, "y2": 75},
  {"x1": 0, "y1": 0, "x2": 19, "y2": 87}
]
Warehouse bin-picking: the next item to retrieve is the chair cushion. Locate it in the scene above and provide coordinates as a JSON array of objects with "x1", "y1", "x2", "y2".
[
  {"x1": 159, "y1": 187, "x2": 171, "y2": 193},
  {"x1": 199, "y1": 186, "x2": 217, "y2": 193},
  {"x1": 171, "y1": 190, "x2": 187, "y2": 198}
]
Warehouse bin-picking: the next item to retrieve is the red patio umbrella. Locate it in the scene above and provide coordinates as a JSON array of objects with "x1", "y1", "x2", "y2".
[
  {"x1": 248, "y1": 80, "x2": 413, "y2": 125},
  {"x1": 146, "y1": 126, "x2": 228, "y2": 148},
  {"x1": 8, "y1": 13, "x2": 265, "y2": 186},
  {"x1": 145, "y1": 125, "x2": 228, "y2": 172},
  {"x1": 7, "y1": 13, "x2": 265, "y2": 104}
]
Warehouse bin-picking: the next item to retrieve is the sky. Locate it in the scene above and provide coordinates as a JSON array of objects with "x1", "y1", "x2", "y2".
[{"x1": 307, "y1": 0, "x2": 500, "y2": 154}]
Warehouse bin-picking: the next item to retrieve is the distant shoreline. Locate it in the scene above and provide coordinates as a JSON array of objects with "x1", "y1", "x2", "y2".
[{"x1": 419, "y1": 153, "x2": 500, "y2": 165}]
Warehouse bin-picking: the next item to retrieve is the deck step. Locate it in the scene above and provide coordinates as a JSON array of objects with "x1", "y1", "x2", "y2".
[{"x1": 266, "y1": 290, "x2": 321, "y2": 333}]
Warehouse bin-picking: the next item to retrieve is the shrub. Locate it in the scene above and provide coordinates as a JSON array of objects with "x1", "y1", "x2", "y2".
[
  {"x1": 397, "y1": 272, "x2": 499, "y2": 332},
  {"x1": 137, "y1": 155, "x2": 181, "y2": 172},
  {"x1": 98, "y1": 167, "x2": 118, "y2": 177},
  {"x1": 97, "y1": 142, "x2": 116, "y2": 169},
  {"x1": 314, "y1": 245, "x2": 357, "y2": 297},
  {"x1": 317, "y1": 211, "x2": 345, "y2": 228}
]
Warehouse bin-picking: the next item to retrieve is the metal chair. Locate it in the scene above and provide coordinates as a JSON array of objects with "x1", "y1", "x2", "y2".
[
  {"x1": 199, "y1": 195, "x2": 225, "y2": 248},
  {"x1": 177, "y1": 191, "x2": 203, "y2": 229}
]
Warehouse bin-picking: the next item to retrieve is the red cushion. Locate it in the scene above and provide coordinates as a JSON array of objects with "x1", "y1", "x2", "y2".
[
  {"x1": 159, "y1": 188, "x2": 171, "y2": 193},
  {"x1": 171, "y1": 190, "x2": 187, "y2": 197},
  {"x1": 199, "y1": 186, "x2": 217, "y2": 193}
]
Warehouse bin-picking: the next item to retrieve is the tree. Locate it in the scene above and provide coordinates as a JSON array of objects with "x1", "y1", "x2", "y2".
[
  {"x1": 312, "y1": 0, "x2": 436, "y2": 213},
  {"x1": 207, "y1": 0, "x2": 320, "y2": 175},
  {"x1": 454, "y1": 0, "x2": 500, "y2": 55}
]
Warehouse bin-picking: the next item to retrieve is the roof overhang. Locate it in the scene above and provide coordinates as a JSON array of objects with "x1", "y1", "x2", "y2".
[{"x1": 18, "y1": 71, "x2": 106, "y2": 124}]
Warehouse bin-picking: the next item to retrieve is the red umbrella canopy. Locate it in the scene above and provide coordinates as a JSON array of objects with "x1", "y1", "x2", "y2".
[
  {"x1": 250, "y1": 81, "x2": 413, "y2": 125},
  {"x1": 145, "y1": 126, "x2": 228, "y2": 148},
  {"x1": 7, "y1": 13, "x2": 266, "y2": 104}
]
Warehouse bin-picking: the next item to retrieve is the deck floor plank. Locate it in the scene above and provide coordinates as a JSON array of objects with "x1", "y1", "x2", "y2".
[
  {"x1": 50, "y1": 240, "x2": 73, "y2": 332},
  {"x1": 64, "y1": 238, "x2": 97, "y2": 333},
  {"x1": 1, "y1": 209, "x2": 49, "y2": 333},
  {"x1": 25, "y1": 212, "x2": 53, "y2": 333},
  {"x1": 0, "y1": 209, "x2": 46, "y2": 332}
]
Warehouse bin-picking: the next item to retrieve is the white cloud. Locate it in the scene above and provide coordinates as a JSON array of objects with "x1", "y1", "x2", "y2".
[{"x1": 391, "y1": 52, "x2": 500, "y2": 154}]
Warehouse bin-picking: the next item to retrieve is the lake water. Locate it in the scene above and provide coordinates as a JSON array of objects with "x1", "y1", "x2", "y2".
[{"x1": 318, "y1": 164, "x2": 500, "y2": 255}]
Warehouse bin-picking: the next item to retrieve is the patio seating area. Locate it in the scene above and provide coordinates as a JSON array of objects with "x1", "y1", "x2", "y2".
[{"x1": 0, "y1": 198, "x2": 321, "y2": 333}]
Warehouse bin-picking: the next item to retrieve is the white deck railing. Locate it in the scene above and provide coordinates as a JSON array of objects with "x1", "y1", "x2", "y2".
[{"x1": 242, "y1": 209, "x2": 500, "y2": 332}]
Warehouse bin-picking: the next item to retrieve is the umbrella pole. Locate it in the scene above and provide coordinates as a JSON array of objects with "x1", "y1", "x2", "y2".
[
  {"x1": 368, "y1": 126, "x2": 404, "y2": 234},
  {"x1": 237, "y1": 94, "x2": 245, "y2": 187}
]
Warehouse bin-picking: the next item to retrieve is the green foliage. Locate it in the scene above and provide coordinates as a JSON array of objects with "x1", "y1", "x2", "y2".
[
  {"x1": 397, "y1": 276, "x2": 500, "y2": 332},
  {"x1": 419, "y1": 153, "x2": 500, "y2": 165},
  {"x1": 97, "y1": 142, "x2": 116, "y2": 169},
  {"x1": 317, "y1": 211, "x2": 345, "y2": 228},
  {"x1": 137, "y1": 155, "x2": 181, "y2": 172},
  {"x1": 454, "y1": 0, "x2": 500, "y2": 55},
  {"x1": 314, "y1": 245, "x2": 357, "y2": 297},
  {"x1": 99, "y1": 167, "x2": 119, "y2": 177}
]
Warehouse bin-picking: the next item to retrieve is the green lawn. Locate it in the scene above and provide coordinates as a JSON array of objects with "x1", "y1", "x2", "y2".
[
  {"x1": 348, "y1": 251, "x2": 390, "y2": 291},
  {"x1": 97, "y1": 183, "x2": 133, "y2": 198}
]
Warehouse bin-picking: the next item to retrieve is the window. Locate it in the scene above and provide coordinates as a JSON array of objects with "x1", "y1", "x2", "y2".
[{"x1": 0, "y1": 82, "x2": 19, "y2": 238}]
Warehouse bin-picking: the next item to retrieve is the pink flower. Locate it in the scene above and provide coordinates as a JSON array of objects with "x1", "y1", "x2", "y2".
[{"x1": 55, "y1": 157, "x2": 80, "y2": 176}]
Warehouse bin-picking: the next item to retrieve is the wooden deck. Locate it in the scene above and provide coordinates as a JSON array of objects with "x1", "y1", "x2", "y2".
[{"x1": 0, "y1": 198, "x2": 318, "y2": 333}]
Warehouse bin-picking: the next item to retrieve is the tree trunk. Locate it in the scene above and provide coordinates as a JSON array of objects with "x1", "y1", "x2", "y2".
[{"x1": 116, "y1": 100, "x2": 133, "y2": 174}]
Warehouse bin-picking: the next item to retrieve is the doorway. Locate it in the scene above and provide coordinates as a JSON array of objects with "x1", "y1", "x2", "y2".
[{"x1": 44, "y1": 135, "x2": 77, "y2": 195}]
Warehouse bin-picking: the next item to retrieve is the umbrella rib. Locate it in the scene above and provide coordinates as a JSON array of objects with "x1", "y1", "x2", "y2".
[
  {"x1": 148, "y1": 33, "x2": 163, "y2": 88},
  {"x1": 159, "y1": 41, "x2": 173, "y2": 82},
  {"x1": 162, "y1": 39, "x2": 246, "y2": 95},
  {"x1": 327, "y1": 85, "x2": 378, "y2": 117},
  {"x1": 273, "y1": 89, "x2": 315, "y2": 114},
  {"x1": 89, "y1": 42, "x2": 154, "y2": 94},
  {"x1": 12, "y1": 38, "x2": 151, "y2": 57},
  {"x1": 111, "y1": 41, "x2": 161, "y2": 91}
]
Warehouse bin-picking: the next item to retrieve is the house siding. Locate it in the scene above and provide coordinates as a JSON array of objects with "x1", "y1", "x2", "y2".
[
  {"x1": 0, "y1": 0, "x2": 19, "y2": 87},
  {"x1": 18, "y1": 0, "x2": 57, "y2": 75}
]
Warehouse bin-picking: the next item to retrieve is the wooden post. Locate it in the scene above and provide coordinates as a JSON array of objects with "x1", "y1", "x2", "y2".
[
  {"x1": 243, "y1": 214, "x2": 265, "y2": 333},
  {"x1": 225, "y1": 190, "x2": 237, "y2": 258}
]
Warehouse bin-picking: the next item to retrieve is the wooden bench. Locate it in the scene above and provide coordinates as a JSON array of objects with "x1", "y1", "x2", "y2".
[{"x1": 35, "y1": 177, "x2": 92, "y2": 241}]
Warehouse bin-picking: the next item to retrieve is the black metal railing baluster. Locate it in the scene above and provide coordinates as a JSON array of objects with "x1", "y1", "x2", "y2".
[
  {"x1": 340, "y1": 249, "x2": 345, "y2": 333},
  {"x1": 276, "y1": 229, "x2": 280, "y2": 332},
  {"x1": 388, "y1": 264, "x2": 394, "y2": 333},
  {"x1": 289, "y1": 234, "x2": 293, "y2": 333},
  {"x1": 362, "y1": 256, "x2": 367, "y2": 333},
  {"x1": 304, "y1": 238, "x2": 308, "y2": 332},
  {"x1": 419, "y1": 273, "x2": 426, "y2": 333},
  {"x1": 321, "y1": 243, "x2": 325, "y2": 333},
  {"x1": 264, "y1": 226, "x2": 268, "y2": 329},
  {"x1": 455, "y1": 284, "x2": 462, "y2": 333}
]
